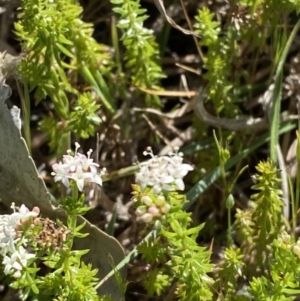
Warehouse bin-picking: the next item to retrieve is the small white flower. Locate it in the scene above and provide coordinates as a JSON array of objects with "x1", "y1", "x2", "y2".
[
  {"x1": 0, "y1": 227, "x2": 16, "y2": 254},
  {"x1": 17, "y1": 246, "x2": 35, "y2": 267},
  {"x1": 78, "y1": 149, "x2": 99, "y2": 172},
  {"x1": 70, "y1": 165, "x2": 86, "y2": 191},
  {"x1": 155, "y1": 196, "x2": 166, "y2": 206},
  {"x1": 82, "y1": 167, "x2": 102, "y2": 187},
  {"x1": 2, "y1": 246, "x2": 34, "y2": 276},
  {"x1": 3, "y1": 253, "x2": 19, "y2": 275},
  {"x1": 0, "y1": 204, "x2": 39, "y2": 260},
  {"x1": 51, "y1": 143, "x2": 103, "y2": 191},
  {"x1": 12, "y1": 204, "x2": 39, "y2": 223},
  {"x1": 136, "y1": 147, "x2": 193, "y2": 194},
  {"x1": 0, "y1": 216, "x2": 17, "y2": 255},
  {"x1": 52, "y1": 162, "x2": 70, "y2": 188},
  {"x1": 0, "y1": 241, "x2": 12, "y2": 256}
]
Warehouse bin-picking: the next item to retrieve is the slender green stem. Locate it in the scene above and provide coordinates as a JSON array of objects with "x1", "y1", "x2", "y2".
[
  {"x1": 295, "y1": 168, "x2": 300, "y2": 233},
  {"x1": 66, "y1": 184, "x2": 79, "y2": 250},
  {"x1": 227, "y1": 207, "x2": 232, "y2": 247},
  {"x1": 71, "y1": 185, "x2": 78, "y2": 229}
]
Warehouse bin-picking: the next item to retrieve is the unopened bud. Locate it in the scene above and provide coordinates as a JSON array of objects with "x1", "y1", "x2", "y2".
[
  {"x1": 293, "y1": 245, "x2": 300, "y2": 258},
  {"x1": 141, "y1": 196, "x2": 153, "y2": 206},
  {"x1": 161, "y1": 204, "x2": 171, "y2": 214},
  {"x1": 135, "y1": 206, "x2": 146, "y2": 216},
  {"x1": 225, "y1": 194, "x2": 235, "y2": 209},
  {"x1": 148, "y1": 206, "x2": 160, "y2": 217},
  {"x1": 140, "y1": 213, "x2": 153, "y2": 223},
  {"x1": 32, "y1": 207, "x2": 40, "y2": 215},
  {"x1": 155, "y1": 196, "x2": 166, "y2": 206}
]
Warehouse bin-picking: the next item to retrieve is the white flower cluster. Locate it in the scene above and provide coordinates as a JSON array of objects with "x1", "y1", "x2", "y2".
[
  {"x1": 0, "y1": 204, "x2": 39, "y2": 278},
  {"x1": 135, "y1": 195, "x2": 171, "y2": 223},
  {"x1": 51, "y1": 142, "x2": 102, "y2": 191},
  {"x1": 135, "y1": 147, "x2": 193, "y2": 194}
]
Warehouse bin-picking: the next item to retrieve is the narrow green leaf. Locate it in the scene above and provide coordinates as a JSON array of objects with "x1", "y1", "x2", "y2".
[
  {"x1": 81, "y1": 66, "x2": 115, "y2": 113},
  {"x1": 58, "y1": 34, "x2": 73, "y2": 45},
  {"x1": 270, "y1": 19, "x2": 300, "y2": 162},
  {"x1": 105, "y1": 206, "x2": 117, "y2": 236},
  {"x1": 110, "y1": 0, "x2": 123, "y2": 4},
  {"x1": 56, "y1": 43, "x2": 75, "y2": 59},
  {"x1": 31, "y1": 283, "x2": 39, "y2": 294},
  {"x1": 75, "y1": 221, "x2": 87, "y2": 232},
  {"x1": 113, "y1": 7, "x2": 125, "y2": 14}
]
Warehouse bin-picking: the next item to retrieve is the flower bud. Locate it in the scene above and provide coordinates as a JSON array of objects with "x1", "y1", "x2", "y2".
[
  {"x1": 140, "y1": 213, "x2": 153, "y2": 223},
  {"x1": 161, "y1": 204, "x2": 171, "y2": 214},
  {"x1": 135, "y1": 206, "x2": 146, "y2": 216},
  {"x1": 32, "y1": 207, "x2": 40, "y2": 215},
  {"x1": 148, "y1": 206, "x2": 160, "y2": 217},
  {"x1": 225, "y1": 194, "x2": 235, "y2": 210},
  {"x1": 293, "y1": 244, "x2": 300, "y2": 258},
  {"x1": 155, "y1": 196, "x2": 166, "y2": 206},
  {"x1": 141, "y1": 196, "x2": 153, "y2": 206}
]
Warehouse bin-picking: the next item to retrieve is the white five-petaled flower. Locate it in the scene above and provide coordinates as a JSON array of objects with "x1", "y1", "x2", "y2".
[
  {"x1": 135, "y1": 147, "x2": 193, "y2": 194},
  {"x1": 51, "y1": 142, "x2": 103, "y2": 191}
]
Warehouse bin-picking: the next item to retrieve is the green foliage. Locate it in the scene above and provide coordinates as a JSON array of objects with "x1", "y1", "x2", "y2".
[
  {"x1": 194, "y1": 7, "x2": 220, "y2": 46},
  {"x1": 15, "y1": 0, "x2": 113, "y2": 153},
  {"x1": 39, "y1": 91, "x2": 101, "y2": 150},
  {"x1": 287, "y1": 0, "x2": 300, "y2": 11},
  {"x1": 217, "y1": 248, "x2": 245, "y2": 299},
  {"x1": 138, "y1": 235, "x2": 167, "y2": 264},
  {"x1": 134, "y1": 157, "x2": 300, "y2": 300},
  {"x1": 39, "y1": 117, "x2": 64, "y2": 152},
  {"x1": 16, "y1": 0, "x2": 113, "y2": 109},
  {"x1": 193, "y1": 0, "x2": 300, "y2": 119},
  {"x1": 234, "y1": 208, "x2": 255, "y2": 246},
  {"x1": 250, "y1": 159, "x2": 283, "y2": 267},
  {"x1": 110, "y1": 0, "x2": 165, "y2": 95},
  {"x1": 230, "y1": 160, "x2": 295, "y2": 300},
  {"x1": 133, "y1": 186, "x2": 214, "y2": 300},
  {"x1": 9, "y1": 0, "x2": 300, "y2": 299},
  {"x1": 66, "y1": 93, "x2": 101, "y2": 139},
  {"x1": 10, "y1": 235, "x2": 100, "y2": 301},
  {"x1": 36, "y1": 259, "x2": 99, "y2": 300},
  {"x1": 249, "y1": 232, "x2": 300, "y2": 300},
  {"x1": 141, "y1": 268, "x2": 170, "y2": 296},
  {"x1": 194, "y1": 7, "x2": 236, "y2": 115},
  {"x1": 61, "y1": 192, "x2": 91, "y2": 217}
]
